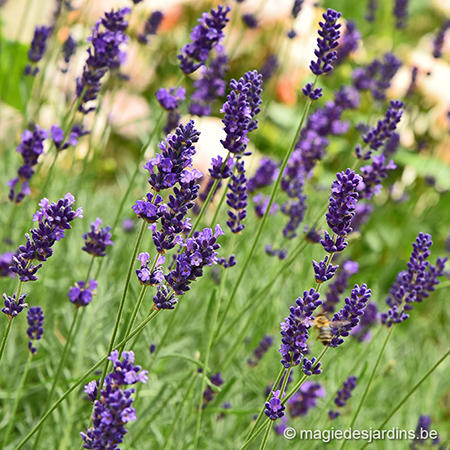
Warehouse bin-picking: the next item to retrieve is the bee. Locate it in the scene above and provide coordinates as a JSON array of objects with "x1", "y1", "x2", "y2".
[{"x1": 301, "y1": 314, "x2": 350, "y2": 346}]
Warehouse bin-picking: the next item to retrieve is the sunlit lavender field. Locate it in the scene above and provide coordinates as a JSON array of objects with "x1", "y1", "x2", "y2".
[{"x1": 1, "y1": 0, "x2": 450, "y2": 449}]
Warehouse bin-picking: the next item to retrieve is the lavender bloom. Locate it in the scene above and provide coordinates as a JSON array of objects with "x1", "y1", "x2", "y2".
[
  {"x1": 433, "y1": 20, "x2": 450, "y2": 59},
  {"x1": 81, "y1": 350, "x2": 148, "y2": 450},
  {"x1": 82, "y1": 218, "x2": 114, "y2": 257},
  {"x1": 381, "y1": 233, "x2": 447, "y2": 327},
  {"x1": 209, "y1": 155, "x2": 234, "y2": 180},
  {"x1": 61, "y1": 35, "x2": 77, "y2": 73},
  {"x1": 2, "y1": 293, "x2": 28, "y2": 318},
  {"x1": 50, "y1": 124, "x2": 80, "y2": 151},
  {"x1": 253, "y1": 194, "x2": 279, "y2": 218},
  {"x1": 25, "y1": 25, "x2": 52, "y2": 76},
  {"x1": 302, "y1": 82, "x2": 323, "y2": 100},
  {"x1": 329, "y1": 284, "x2": 372, "y2": 347},
  {"x1": 202, "y1": 372, "x2": 224, "y2": 408},
  {"x1": 144, "y1": 120, "x2": 200, "y2": 191},
  {"x1": 76, "y1": 8, "x2": 130, "y2": 114},
  {"x1": 0, "y1": 252, "x2": 15, "y2": 278},
  {"x1": 288, "y1": 381, "x2": 325, "y2": 417},
  {"x1": 264, "y1": 390, "x2": 286, "y2": 420},
  {"x1": 309, "y1": 9, "x2": 342, "y2": 76},
  {"x1": 352, "y1": 302, "x2": 378, "y2": 342},
  {"x1": 360, "y1": 155, "x2": 397, "y2": 199},
  {"x1": 352, "y1": 53, "x2": 402, "y2": 101},
  {"x1": 329, "y1": 376, "x2": 357, "y2": 419},
  {"x1": 189, "y1": 54, "x2": 228, "y2": 117},
  {"x1": 150, "y1": 343, "x2": 156, "y2": 354},
  {"x1": 152, "y1": 285, "x2": 177, "y2": 310},
  {"x1": 242, "y1": 13, "x2": 258, "y2": 29},
  {"x1": 292, "y1": 0, "x2": 304, "y2": 18},
  {"x1": 260, "y1": 54, "x2": 279, "y2": 81},
  {"x1": 279, "y1": 289, "x2": 322, "y2": 368},
  {"x1": 8, "y1": 125, "x2": 48, "y2": 203},
  {"x1": 383, "y1": 132, "x2": 400, "y2": 158},
  {"x1": 68, "y1": 279, "x2": 98, "y2": 307},
  {"x1": 27, "y1": 306, "x2": 44, "y2": 353},
  {"x1": 304, "y1": 226, "x2": 322, "y2": 244},
  {"x1": 10, "y1": 194, "x2": 83, "y2": 281},
  {"x1": 365, "y1": 0, "x2": 378, "y2": 22},
  {"x1": 302, "y1": 357, "x2": 322, "y2": 376},
  {"x1": 178, "y1": 5, "x2": 230, "y2": 75},
  {"x1": 394, "y1": 0, "x2": 409, "y2": 29},
  {"x1": 410, "y1": 415, "x2": 443, "y2": 449},
  {"x1": 321, "y1": 169, "x2": 362, "y2": 253},
  {"x1": 136, "y1": 253, "x2": 165, "y2": 285},
  {"x1": 323, "y1": 260, "x2": 359, "y2": 313},
  {"x1": 313, "y1": 256, "x2": 339, "y2": 283},
  {"x1": 122, "y1": 218, "x2": 135, "y2": 232},
  {"x1": 334, "y1": 21, "x2": 360, "y2": 66},
  {"x1": 247, "y1": 157, "x2": 278, "y2": 193},
  {"x1": 226, "y1": 160, "x2": 248, "y2": 233},
  {"x1": 138, "y1": 11, "x2": 164, "y2": 44},
  {"x1": 133, "y1": 193, "x2": 167, "y2": 223},
  {"x1": 265, "y1": 245, "x2": 288, "y2": 260},
  {"x1": 156, "y1": 87, "x2": 186, "y2": 111},
  {"x1": 217, "y1": 254, "x2": 237, "y2": 268},
  {"x1": 357, "y1": 100, "x2": 404, "y2": 159},
  {"x1": 247, "y1": 335, "x2": 273, "y2": 366}
]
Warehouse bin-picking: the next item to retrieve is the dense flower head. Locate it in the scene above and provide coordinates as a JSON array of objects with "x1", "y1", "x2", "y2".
[
  {"x1": 209, "y1": 155, "x2": 234, "y2": 180},
  {"x1": 260, "y1": 54, "x2": 279, "y2": 81},
  {"x1": 189, "y1": 53, "x2": 229, "y2": 117},
  {"x1": 132, "y1": 193, "x2": 166, "y2": 223},
  {"x1": 138, "y1": 11, "x2": 164, "y2": 44},
  {"x1": 202, "y1": 372, "x2": 224, "y2": 408},
  {"x1": 329, "y1": 284, "x2": 372, "y2": 347},
  {"x1": 25, "y1": 25, "x2": 52, "y2": 75},
  {"x1": 10, "y1": 194, "x2": 83, "y2": 281},
  {"x1": 50, "y1": 124, "x2": 81, "y2": 151},
  {"x1": 81, "y1": 350, "x2": 147, "y2": 449},
  {"x1": 322, "y1": 260, "x2": 359, "y2": 313},
  {"x1": 288, "y1": 381, "x2": 325, "y2": 417},
  {"x1": 217, "y1": 254, "x2": 237, "y2": 268},
  {"x1": 393, "y1": 0, "x2": 409, "y2": 29},
  {"x1": 76, "y1": 7, "x2": 130, "y2": 113},
  {"x1": 156, "y1": 87, "x2": 186, "y2": 111},
  {"x1": 144, "y1": 120, "x2": 200, "y2": 191},
  {"x1": 226, "y1": 160, "x2": 248, "y2": 233},
  {"x1": 61, "y1": 34, "x2": 77, "y2": 73},
  {"x1": 410, "y1": 415, "x2": 443, "y2": 449},
  {"x1": 247, "y1": 335, "x2": 273, "y2": 366},
  {"x1": 247, "y1": 157, "x2": 278, "y2": 192},
  {"x1": 136, "y1": 253, "x2": 165, "y2": 285},
  {"x1": 178, "y1": 5, "x2": 230, "y2": 74},
  {"x1": 253, "y1": 194, "x2": 279, "y2": 218},
  {"x1": 152, "y1": 284, "x2": 178, "y2": 310},
  {"x1": 265, "y1": 244, "x2": 288, "y2": 260},
  {"x1": 264, "y1": 390, "x2": 286, "y2": 420},
  {"x1": 68, "y1": 279, "x2": 98, "y2": 307},
  {"x1": 352, "y1": 53, "x2": 401, "y2": 101},
  {"x1": 313, "y1": 256, "x2": 339, "y2": 284},
  {"x1": 165, "y1": 225, "x2": 224, "y2": 295},
  {"x1": 381, "y1": 233, "x2": 447, "y2": 326},
  {"x1": 82, "y1": 218, "x2": 114, "y2": 257},
  {"x1": 329, "y1": 376, "x2": 357, "y2": 419},
  {"x1": 309, "y1": 9, "x2": 342, "y2": 76},
  {"x1": 2, "y1": 293, "x2": 28, "y2": 318},
  {"x1": 302, "y1": 82, "x2": 323, "y2": 100},
  {"x1": 27, "y1": 306, "x2": 44, "y2": 353},
  {"x1": 302, "y1": 357, "x2": 322, "y2": 376},
  {"x1": 335, "y1": 20, "x2": 360, "y2": 66},
  {"x1": 279, "y1": 289, "x2": 322, "y2": 367},
  {"x1": 359, "y1": 155, "x2": 397, "y2": 199},
  {"x1": 433, "y1": 20, "x2": 450, "y2": 59}
]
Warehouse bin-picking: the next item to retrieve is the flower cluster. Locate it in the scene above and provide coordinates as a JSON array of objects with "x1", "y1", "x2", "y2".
[
  {"x1": 329, "y1": 284, "x2": 372, "y2": 347},
  {"x1": 68, "y1": 280, "x2": 98, "y2": 308},
  {"x1": 288, "y1": 381, "x2": 325, "y2": 417},
  {"x1": 279, "y1": 289, "x2": 322, "y2": 368},
  {"x1": 309, "y1": 9, "x2": 342, "y2": 76},
  {"x1": 81, "y1": 350, "x2": 148, "y2": 449},
  {"x1": 264, "y1": 390, "x2": 285, "y2": 420},
  {"x1": 156, "y1": 87, "x2": 186, "y2": 111},
  {"x1": 0, "y1": 252, "x2": 15, "y2": 278},
  {"x1": 138, "y1": 11, "x2": 164, "y2": 44},
  {"x1": 265, "y1": 245, "x2": 288, "y2": 260},
  {"x1": 247, "y1": 335, "x2": 274, "y2": 367},
  {"x1": 335, "y1": 20, "x2": 361, "y2": 66},
  {"x1": 25, "y1": 25, "x2": 52, "y2": 76},
  {"x1": 226, "y1": 161, "x2": 248, "y2": 233},
  {"x1": 253, "y1": 194, "x2": 279, "y2": 218},
  {"x1": 178, "y1": 5, "x2": 230, "y2": 75},
  {"x1": 352, "y1": 302, "x2": 378, "y2": 342},
  {"x1": 76, "y1": 7, "x2": 130, "y2": 114},
  {"x1": 7, "y1": 125, "x2": 48, "y2": 203},
  {"x1": 202, "y1": 372, "x2": 224, "y2": 408},
  {"x1": 82, "y1": 218, "x2": 114, "y2": 257},
  {"x1": 393, "y1": 0, "x2": 409, "y2": 29},
  {"x1": 136, "y1": 253, "x2": 165, "y2": 285},
  {"x1": 359, "y1": 154, "x2": 397, "y2": 199},
  {"x1": 61, "y1": 34, "x2": 77, "y2": 73},
  {"x1": 26, "y1": 306, "x2": 45, "y2": 353},
  {"x1": 365, "y1": 0, "x2": 378, "y2": 22},
  {"x1": 242, "y1": 13, "x2": 258, "y2": 29},
  {"x1": 410, "y1": 415, "x2": 444, "y2": 449},
  {"x1": 50, "y1": 124, "x2": 81, "y2": 152},
  {"x1": 329, "y1": 376, "x2": 357, "y2": 419},
  {"x1": 10, "y1": 194, "x2": 83, "y2": 282},
  {"x1": 302, "y1": 82, "x2": 323, "y2": 100},
  {"x1": 247, "y1": 157, "x2": 278, "y2": 193},
  {"x1": 302, "y1": 357, "x2": 322, "y2": 376},
  {"x1": 2, "y1": 293, "x2": 28, "y2": 318},
  {"x1": 313, "y1": 256, "x2": 339, "y2": 284},
  {"x1": 209, "y1": 155, "x2": 234, "y2": 180},
  {"x1": 381, "y1": 233, "x2": 447, "y2": 327}
]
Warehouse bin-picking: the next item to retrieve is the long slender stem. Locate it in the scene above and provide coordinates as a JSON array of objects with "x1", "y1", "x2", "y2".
[
  {"x1": 339, "y1": 326, "x2": 395, "y2": 450},
  {"x1": 1, "y1": 351, "x2": 33, "y2": 449},
  {"x1": 16, "y1": 309, "x2": 160, "y2": 450},
  {"x1": 31, "y1": 307, "x2": 80, "y2": 450},
  {"x1": 0, "y1": 318, "x2": 14, "y2": 364},
  {"x1": 258, "y1": 422, "x2": 273, "y2": 450},
  {"x1": 358, "y1": 346, "x2": 450, "y2": 450},
  {"x1": 210, "y1": 178, "x2": 229, "y2": 228},
  {"x1": 97, "y1": 220, "x2": 147, "y2": 395}
]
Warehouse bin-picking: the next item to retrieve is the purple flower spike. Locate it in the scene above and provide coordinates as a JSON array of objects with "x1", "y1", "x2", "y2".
[
  {"x1": 156, "y1": 87, "x2": 186, "y2": 111},
  {"x1": 260, "y1": 54, "x2": 279, "y2": 81},
  {"x1": 138, "y1": 11, "x2": 164, "y2": 44},
  {"x1": 25, "y1": 25, "x2": 52, "y2": 76},
  {"x1": 68, "y1": 279, "x2": 98, "y2": 307},
  {"x1": 360, "y1": 154, "x2": 397, "y2": 199},
  {"x1": 226, "y1": 160, "x2": 248, "y2": 234},
  {"x1": 209, "y1": 155, "x2": 234, "y2": 180},
  {"x1": 27, "y1": 306, "x2": 44, "y2": 353},
  {"x1": 82, "y1": 218, "x2": 114, "y2": 257},
  {"x1": 329, "y1": 376, "x2": 357, "y2": 419},
  {"x1": 335, "y1": 21, "x2": 360, "y2": 66},
  {"x1": 302, "y1": 357, "x2": 322, "y2": 376},
  {"x1": 352, "y1": 302, "x2": 378, "y2": 342},
  {"x1": 393, "y1": 0, "x2": 409, "y2": 29},
  {"x1": 264, "y1": 390, "x2": 286, "y2": 421},
  {"x1": 365, "y1": 0, "x2": 378, "y2": 22},
  {"x1": 302, "y1": 82, "x2": 323, "y2": 100},
  {"x1": 61, "y1": 34, "x2": 77, "y2": 73},
  {"x1": 2, "y1": 293, "x2": 28, "y2": 318},
  {"x1": 132, "y1": 193, "x2": 166, "y2": 222},
  {"x1": 292, "y1": 0, "x2": 304, "y2": 19},
  {"x1": 178, "y1": 5, "x2": 230, "y2": 75},
  {"x1": 247, "y1": 157, "x2": 278, "y2": 192},
  {"x1": 288, "y1": 381, "x2": 325, "y2": 417},
  {"x1": 309, "y1": 8, "x2": 342, "y2": 76},
  {"x1": 242, "y1": 13, "x2": 258, "y2": 29},
  {"x1": 313, "y1": 256, "x2": 339, "y2": 283},
  {"x1": 136, "y1": 252, "x2": 165, "y2": 286},
  {"x1": 247, "y1": 335, "x2": 273, "y2": 367},
  {"x1": 202, "y1": 372, "x2": 224, "y2": 408}
]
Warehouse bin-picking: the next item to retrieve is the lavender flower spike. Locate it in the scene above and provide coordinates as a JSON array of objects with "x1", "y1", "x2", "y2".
[
  {"x1": 25, "y1": 25, "x2": 52, "y2": 76},
  {"x1": 68, "y1": 280, "x2": 98, "y2": 307},
  {"x1": 27, "y1": 306, "x2": 45, "y2": 353},
  {"x1": 288, "y1": 382, "x2": 325, "y2": 417},
  {"x1": 313, "y1": 257, "x2": 339, "y2": 284},
  {"x1": 329, "y1": 376, "x2": 357, "y2": 420},
  {"x1": 264, "y1": 390, "x2": 286, "y2": 420},
  {"x1": 82, "y1": 218, "x2": 114, "y2": 257},
  {"x1": 2, "y1": 293, "x2": 28, "y2": 318},
  {"x1": 309, "y1": 9, "x2": 342, "y2": 76}
]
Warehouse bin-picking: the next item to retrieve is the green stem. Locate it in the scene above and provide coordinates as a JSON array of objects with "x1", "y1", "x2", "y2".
[
  {"x1": 210, "y1": 178, "x2": 229, "y2": 228},
  {"x1": 339, "y1": 326, "x2": 395, "y2": 450},
  {"x1": 258, "y1": 422, "x2": 274, "y2": 450},
  {"x1": 358, "y1": 346, "x2": 450, "y2": 450},
  {"x1": 31, "y1": 307, "x2": 80, "y2": 450},
  {"x1": 0, "y1": 317, "x2": 14, "y2": 363},
  {"x1": 1, "y1": 351, "x2": 33, "y2": 449},
  {"x1": 97, "y1": 220, "x2": 147, "y2": 396},
  {"x1": 84, "y1": 256, "x2": 95, "y2": 284},
  {"x1": 15, "y1": 309, "x2": 160, "y2": 450}
]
